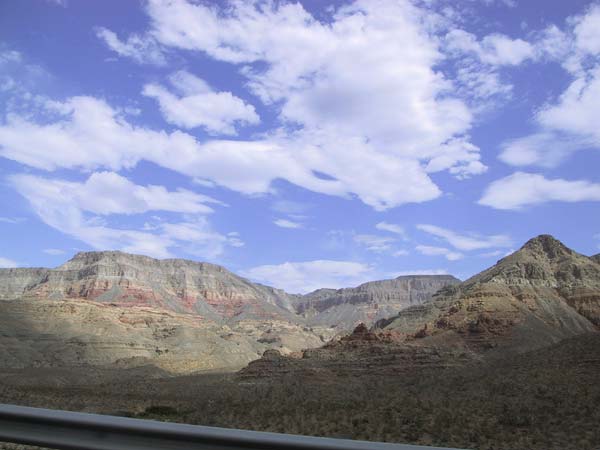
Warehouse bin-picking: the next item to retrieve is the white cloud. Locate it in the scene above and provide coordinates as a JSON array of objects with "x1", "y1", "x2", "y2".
[
  {"x1": 85, "y1": 0, "x2": 491, "y2": 209},
  {"x1": 143, "y1": 71, "x2": 259, "y2": 135},
  {"x1": 0, "y1": 257, "x2": 18, "y2": 268},
  {"x1": 241, "y1": 260, "x2": 375, "y2": 294},
  {"x1": 10, "y1": 172, "x2": 235, "y2": 259},
  {"x1": 10, "y1": 172, "x2": 220, "y2": 216},
  {"x1": 417, "y1": 224, "x2": 512, "y2": 251},
  {"x1": 500, "y1": 68, "x2": 600, "y2": 168},
  {"x1": 273, "y1": 219, "x2": 303, "y2": 229},
  {"x1": 573, "y1": 4, "x2": 600, "y2": 55},
  {"x1": 43, "y1": 248, "x2": 65, "y2": 255},
  {"x1": 479, "y1": 172, "x2": 600, "y2": 210},
  {"x1": 499, "y1": 6, "x2": 600, "y2": 169},
  {"x1": 353, "y1": 234, "x2": 396, "y2": 253},
  {"x1": 446, "y1": 30, "x2": 534, "y2": 66},
  {"x1": 375, "y1": 222, "x2": 408, "y2": 239},
  {"x1": 416, "y1": 245, "x2": 463, "y2": 261},
  {"x1": 0, "y1": 94, "x2": 442, "y2": 210},
  {"x1": 96, "y1": 27, "x2": 165, "y2": 65}
]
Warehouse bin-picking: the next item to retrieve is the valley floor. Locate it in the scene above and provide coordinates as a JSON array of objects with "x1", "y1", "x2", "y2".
[{"x1": 1, "y1": 333, "x2": 600, "y2": 450}]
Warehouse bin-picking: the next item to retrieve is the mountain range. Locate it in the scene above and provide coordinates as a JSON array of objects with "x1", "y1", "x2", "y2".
[
  {"x1": 0, "y1": 250, "x2": 456, "y2": 373},
  {"x1": 241, "y1": 235, "x2": 600, "y2": 377},
  {"x1": 2, "y1": 234, "x2": 598, "y2": 376}
]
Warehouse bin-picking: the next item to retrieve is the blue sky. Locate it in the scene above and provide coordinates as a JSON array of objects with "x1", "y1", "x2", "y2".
[{"x1": 1, "y1": 0, "x2": 600, "y2": 293}]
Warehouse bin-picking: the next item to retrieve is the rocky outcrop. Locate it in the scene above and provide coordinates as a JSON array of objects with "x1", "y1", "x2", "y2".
[
  {"x1": 295, "y1": 275, "x2": 460, "y2": 330},
  {"x1": 378, "y1": 235, "x2": 600, "y2": 354},
  {"x1": 241, "y1": 235, "x2": 600, "y2": 378},
  {"x1": 0, "y1": 251, "x2": 299, "y2": 322},
  {"x1": 239, "y1": 322, "x2": 471, "y2": 378}
]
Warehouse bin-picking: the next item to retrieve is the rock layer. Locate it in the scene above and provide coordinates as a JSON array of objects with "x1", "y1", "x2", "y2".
[
  {"x1": 0, "y1": 251, "x2": 298, "y2": 322},
  {"x1": 295, "y1": 275, "x2": 460, "y2": 330},
  {"x1": 241, "y1": 235, "x2": 600, "y2": 378}
]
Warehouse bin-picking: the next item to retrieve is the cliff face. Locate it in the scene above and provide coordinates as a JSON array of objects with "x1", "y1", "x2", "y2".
[
  {"x1": 0, "y1": 251, "x2": 298, "y2": 322},
  {"x1": 295, "y1": 275, "x2": 460, "y2": 329}
]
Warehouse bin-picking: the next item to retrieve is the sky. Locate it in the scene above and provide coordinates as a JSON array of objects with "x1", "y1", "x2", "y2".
[{"x1": 1, "y1": 0, "x2": 600, "y2": 293}]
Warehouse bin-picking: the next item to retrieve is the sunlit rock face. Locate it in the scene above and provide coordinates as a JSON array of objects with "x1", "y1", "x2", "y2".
[
  {"x1": 295, "y1": 275, "x2": 460, "y2": 330},
  {"x1": 0, "y1": 251, "x2": 299, "y2": 322},
  {"x1": 379, "y1": 235, "x2": 600, "y2": 352},
  {"x1": 0, "y1": 251, "x2": 328, "y2": 374}
]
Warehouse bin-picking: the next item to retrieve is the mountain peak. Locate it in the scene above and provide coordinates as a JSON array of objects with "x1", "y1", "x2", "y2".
[{"x1": 519, "y1": 234, "x2": 573, "y2": 259}]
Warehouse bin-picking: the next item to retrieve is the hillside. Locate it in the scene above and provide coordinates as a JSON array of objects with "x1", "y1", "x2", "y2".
[
  {"x1": 379, "y1": 234, "x2": 600, "y2": 355},
  {"x1": 0, "y1": 251, "x2": 298, "y2": 322},
  {"x1": 295, "y1": 275, "x2": 460, "y2": 329},
  {"x1": 0, "y1": 251, "x2": 450, "y2": 373},
  {"x1": 242, "y1": 235, "x2": 600, "y2": 377}
]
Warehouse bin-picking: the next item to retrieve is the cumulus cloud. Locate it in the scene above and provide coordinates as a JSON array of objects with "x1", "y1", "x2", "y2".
[
  {"x1": 10, "y1": 172, "x2": 237, "y2": 259},
  {"x1": 498, "y1": 6, "x2": 600, "y2": 169},
  {"x1": 143, "y1": 71, "x2": 259, "y2": 135},
  {"x1": 96, "y1": 27, "x2": 166, "y2": 65},
  {"x1": 274, "y1": 218, "x2": 303, "y2": 229},
  {"x1": 86, "y1": 0, "x2": 491, "y2": 209},
  {"x1": 446, "y1": 30, "x2": 534, "y2": 66},
  {"x1": 10, "y1": 172, "x2": 221, "y2": 216},
  {"x1": 416, "y1": 245, "x2": 463, "y2": 261},
  {"x1": 0, "y1": 257, "x2": 18, "y2": 268},
  {"x1": 417, "y1": 224, "x2": 512, "y2": 251},
  {"x1": 479, "y1": 172, "x2": 600, "y2": 210},
  {"x1": 240, "y1": 260, "x2": 375, "y2": 294}
]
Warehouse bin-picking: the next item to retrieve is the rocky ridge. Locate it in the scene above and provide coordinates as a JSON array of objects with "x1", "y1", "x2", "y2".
[
  {"x1": 295, "y1": 275, "x2": 460, "y2": 329},
  {"x1": 241, "y1": 235, "x2": 600, "y2": 378},
  {"x1": 0, "y1": 251, "x2": 451, "y2": 373},
  {"x1": 0, "y1": 251, "x2": 298, "y2": 322}
]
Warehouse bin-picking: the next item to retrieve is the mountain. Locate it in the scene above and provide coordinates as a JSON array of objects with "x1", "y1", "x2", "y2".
[
  {"x1": 0, "y1": 251, "x2": 298, "y2": 322},
  {"x1": 378, "y1": 234, "x2": 600, "y2": 354},
  {"x1": 592, "y1": 253, "x2": 600, "y2": 265},
  {"x1": 241, "y1": 235, "x2": 600, "y2": 377},
  {"x1": 0, "y1": 251, "x2": 322, "y2": 373},
  {"x1": 0, "y1": 251, "x2": 450, "y2": 373},
  {"x1": 295, "y1": 275, "x2": 460, "y2": 329}
]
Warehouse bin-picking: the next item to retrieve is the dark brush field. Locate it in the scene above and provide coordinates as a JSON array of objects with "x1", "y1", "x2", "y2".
[{"x1": 2, "y1": 333, "x2": 600, "y2": 450}]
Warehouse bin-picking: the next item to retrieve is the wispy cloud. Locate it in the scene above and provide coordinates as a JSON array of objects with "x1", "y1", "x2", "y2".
[
  {"x1": 416, "y1": 245, "x2": 463, "y2": 261},
  {"x1": 274, "y1": 219, "x2": 303, "y2": 229},
  {"x1": 417, "y1": 224, "x2": 512, "y2": 251}
]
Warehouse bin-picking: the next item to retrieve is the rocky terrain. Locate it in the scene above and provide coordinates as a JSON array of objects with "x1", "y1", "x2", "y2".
[
  {"x1": 0, "y1": 251, "x2": 451, "y2": 373},
  {"x1": 0, "y1": 251, "x2": 298, "y2": 321},
  {"x1": 2, "y1": 332, "x2": 599, "y2": 450},
  {"x1": 378, "y1": 235, "x2": 600, "y2": 355},
  {"x1": 296, "y1": 275, "x2": 460, "y2": 330},
  {"x1": 242, "y1": 235, "x2": 600, "y2": 378},
  {"x1": 1, "y1": 235, "x2": 599, "y2": 450}
]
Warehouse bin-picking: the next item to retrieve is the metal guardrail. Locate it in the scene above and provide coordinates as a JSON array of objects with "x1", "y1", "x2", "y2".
[{"x1": 0, "y1": 403, "x2": 464, "y2": 450}]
